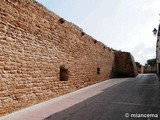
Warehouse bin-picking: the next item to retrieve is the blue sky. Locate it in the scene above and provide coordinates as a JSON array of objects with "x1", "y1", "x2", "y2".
[{"x1": 36, "y1": 0, "x2": 160, "y2": 65}]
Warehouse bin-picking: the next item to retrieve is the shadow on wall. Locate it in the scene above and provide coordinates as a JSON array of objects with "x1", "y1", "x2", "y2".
[
  {"x1": 113, "y1": 51, "x2": 138, "y2": 78},
  {"x1": 115, "y1": 70, "x2": 135, "y2": 78}
]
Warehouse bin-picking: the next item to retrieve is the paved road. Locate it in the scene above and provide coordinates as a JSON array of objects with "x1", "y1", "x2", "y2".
[
  {"x1": 45, "y1": 74, "x2": 160, "y2": 120},
  {"x1": 1, "y1": 74, "x2": 160, "y2": 120}
]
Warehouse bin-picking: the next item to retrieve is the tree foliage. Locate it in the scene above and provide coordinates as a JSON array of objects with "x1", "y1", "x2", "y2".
[
  {"x1": 135, "y1": 62, "x2": 141, "y2": 68},
  {"x1": 146, "y1": 58, "x2": 156, "y2": 66}
]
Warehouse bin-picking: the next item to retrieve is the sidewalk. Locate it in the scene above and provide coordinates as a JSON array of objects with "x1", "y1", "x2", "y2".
[{"x1": 0, "y1": 78, "x2": 128, "y2": 120}]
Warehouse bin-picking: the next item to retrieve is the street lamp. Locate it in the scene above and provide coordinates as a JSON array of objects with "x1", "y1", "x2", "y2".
[{"x1": 153, "y1": 28, "x2": 157, "y2": 36}]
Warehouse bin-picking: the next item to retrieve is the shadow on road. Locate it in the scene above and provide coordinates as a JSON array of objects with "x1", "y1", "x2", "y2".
[{"x1": 44, "y1": 74, "x2": 160, "y2": 120}]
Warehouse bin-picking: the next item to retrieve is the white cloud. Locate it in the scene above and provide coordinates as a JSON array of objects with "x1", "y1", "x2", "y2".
[
  {"x1": 131, "y1": 42, "x2": 155, "y2": 65},
  {"x1": 143, "y1": 0, "x2": 160, "y2": 14},
  {"x1": 36, "y1": 0, "x2": 159, "y2": 65}
]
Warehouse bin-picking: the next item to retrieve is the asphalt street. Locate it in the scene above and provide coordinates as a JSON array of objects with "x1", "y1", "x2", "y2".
[
  {"x1": 44, "y1": 74, "x2": 160, "y2": 120},
  {"x1": 1, "y1": 74, "x2": 160, "y2": 120}
]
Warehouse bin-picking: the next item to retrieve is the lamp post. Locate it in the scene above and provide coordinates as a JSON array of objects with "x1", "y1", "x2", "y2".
[{"x1": 153, "y1": 28, "x2": 157, "y2": 36}]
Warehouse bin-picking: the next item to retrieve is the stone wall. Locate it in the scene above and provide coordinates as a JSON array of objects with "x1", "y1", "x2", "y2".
[
  {"x1": 0, "y1": 0, "x2": 137, "y2": 116},
  {"x1": 114, "y1": 51, "x2": 138, "y2": 77},
  {"x1": 140, "y1": 66, "x2": 156, "y2": 73}
]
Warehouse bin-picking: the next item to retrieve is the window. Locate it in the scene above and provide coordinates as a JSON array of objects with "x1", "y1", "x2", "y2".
[
  {"x1": 60, "y1": 66, "x2": 68, "y2": 81},
  {"x1": 112, "y1": 67, "x2": 114, "y2": 71},
  {"x1": 97, "y1": 67, "x2": 100, "y2": 75}
]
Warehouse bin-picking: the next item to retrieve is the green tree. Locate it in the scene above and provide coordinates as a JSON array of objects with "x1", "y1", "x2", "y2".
[
  {"x1": 146, "y1": 58, "x2": 156, "y2": 66},
  {"x1": 135, "y1": 62, "x2": 141, "y2": 68}
]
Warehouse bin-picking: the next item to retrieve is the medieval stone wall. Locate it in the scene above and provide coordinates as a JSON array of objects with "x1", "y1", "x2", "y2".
[
  {"x1": 114, "y1": 51, "x2": 138, "y2": 77},
  {"x1": 0, "y1": 0, "x2": 137, "y2": 116},
  {"x1": 0, "y1": 0, "x2": 116, "y2": 115}
]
